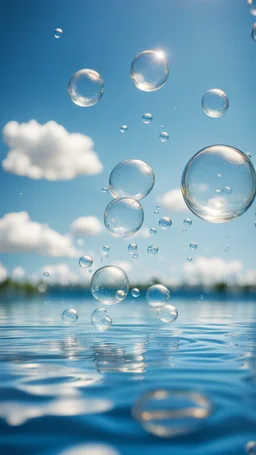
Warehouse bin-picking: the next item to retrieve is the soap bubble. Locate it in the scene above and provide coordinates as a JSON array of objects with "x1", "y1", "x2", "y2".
[
  {"x1": 189, "y1": 242, "x2": 197, "y2": 250},
  {"x1": 202, "y1": 89, "x2": 229, "y2": 118},
  {"x1": 132, "y1": 389, "x2": 213, "y2": 437},
  {"x1": 181, "y1": 145, "x2": 256, "y2": 223},
  {"x1": 183, "y1": 218, "x2": 192, "y2": 228},
  {"x1": 131, "y1": 288, "x2": 140, "y2": 298},
  {"x1": 130, "y1": 49, "x2": 169, "y2": 92},
  {"x1": 132, "y1": 253, "x2": 139, "y2": 259},
  {"x1": 246, "y1": 153, "x2": 252, "y2": 159},
  {"x1": 102, "y1": 187, "x2": 108, "y2": 193},
  {"x1": 149, "y1": 228, "x2": 157, "y2": 235},
  {"x1": 146, "y1": 284, "x2": 170, "y2": 307},
  {"x1": 68, "y1": 69, "x2": 104, "y2": 107},
  {"x1": 154, "y1": 209, "x2": 159, "y2": 215},
  {"x1": 109, "y1": 159, "x2": 155, "y2": 200},
  {"x1": 103, "y1": 245, "x2": 110, "y2": 253},
  {"x1": 159, "y1": 216, "x2": 172, "y2": 230},
  {"x1": 249, "y1": 0, "x2": 256, "y2": 15},
  {"x1": 120, "y1": 125, "x2": 128, "y2": 133},
  {"x1": 245, "y1": 441, "x2": 256, "y2": 454},
  {"x1": 91, "y1": 265, "x2": 129, "y2": 305},
  {"x1": 147, "y1": 245, "x2": 159, "y2": 255},
  {"x1": 158, "y1": 304, "x2": 178, "y2": 323},
  {"x1": 159, "y1": 132, "x2": 169, "y2": 142},
  {"x1": 79, "y1": 255, "x2": 93, "y2": 268},
  {"x1": 187, "y1": 257, "x2": 192, "y2": 262},
  {"x1": 54, "y1": 28, "x2": 63, "y2": 39},
  {"x1": 222, "y1": 186, "x2": 232, "y2": 195},
  {"x1": 128, "y1": 243, "x2": 138, "y2": 254},
  {"x1": 142, "y1": 113, "x2": 153, "y2": 124},
  {"x1": 104, "y1": 198, "x2": 144, "y2": 237},
  {"x1": 91, "y1": 308, "x2": 112, "y2": 331},
  {"x1": 252, "y1": 23, "x2": 256, "y2": 40},
  {"x1": 61, "y1": 308, "x2": 78, "y2": 324},
  {"x1": 43, "y1": 271, "x2": 49, "y2": 277}
]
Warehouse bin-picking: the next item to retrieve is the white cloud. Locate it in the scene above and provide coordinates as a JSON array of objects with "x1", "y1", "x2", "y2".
[
  {"x1": 239, "y1": 269, "x2": 256, "y2": 286},
  {"x1": 70, "y1": 216, "x2": 103, "y2": 236},
  {"x1": 112, "y1": 261, "x2": 133, "y2": 273},
  {"x1": 132, "y1": 227, "x2": 151, "y2": 238},
  {"x1": 11, "y1": 267, "x2": 25, "y2": 281},
  {"x1": 2, "y1": 120, "x2": 103, "y2": 180},
  {"x1": 0, "y1": 212, "x2": 78, "y2": 257},
  {"x1": 184, "y1": 256, "x2": 242, "y2": 286},
  {"x1": 0, "y1": 263, "x2": 7, "y2": 283},
  {"x1": 38, "y1": 264, "x2": 79, "y2": 285},
  {"x1": 160, "y1": 188, "x2": 188, "y2": 212}
]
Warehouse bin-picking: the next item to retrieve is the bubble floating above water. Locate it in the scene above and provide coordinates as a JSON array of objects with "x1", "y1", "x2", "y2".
[
  {"x1": 120, "y1": 125, "x2": 128, "y2": 133},
  {"x1": 128, "y1": 243, "x2": 138, "y2": 254},
  {"x1": 130, "y1": 49, "x2": 169, "y2": 92},
  {"x1": 61, "y1": 308, "x2": 78, "y2": 324},
  {"x1": 104, "y1": 198, "x2": 144, "y2": 237},
  {"x1": 131, "y1": 288, "x2": 140, "y2": 298},
  {"x1": 91, "y1": 308, "x2": 112, "y2": 331},
  {"x1": 183, "y1": 218, "x2": 192, "y2": 228},
  {"x1": 91, "y1": 265, "x2": 129, "y2": 305},
  {"x1": 132, "y1": 389, "x2": 213, "y2": 437},
  {"x1": 245, "y1": 441, "x2": 256, "y2": 454},
  {"x1": 146, "y1": 284, "x2": 169, "y2": 307},
  {"x1": 54, "y1": 28, "x2": 63, "y2": 39},
  {"x1": 201, "y1": 89, "x2": 229, "y2": 118},
  {"x1": 159, "y1": 216, "x2": 172, "y2": 230},
  {"x1": 149, "y1": 228, "x2": 157, "y2": 236},
  {"x1": 158, "y1": 304, "x2": 178, "y2": 323},
  {"x1": 147, "y1": 245, "x2": 159, "y2": 255},
  {"x1": 109, "y1": 159, "x2": 155, "y2": 200},
  {"x1": 159, "y1": 132, "x2": 169, "y2": 142},
  {"x1": 142, "y1": 113, "x2": 153, "y2": 124},
  {"x1": 79, "y1": 255, "x2": 93, "y2": 268},
  {"x1": 189, "y1": 242, "x2": 197, "y2": 250},
  {"x1": 68, "y1": 69, "x2": 104, "y2": 107},
  {"x1": 181, "y1": 145, "x2": 256, "y2": 223},
  {"x1": 43, "y1": 271, "x2": 49, "y2": 277}
]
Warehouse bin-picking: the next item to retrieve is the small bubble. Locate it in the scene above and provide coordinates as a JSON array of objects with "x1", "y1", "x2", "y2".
[
  {"x1": 102, "y1": 187, "x2": 108, "y2": 193},
  {"x1": 159, "y1": 216, "x2": 172, "y2": 230},
  {"x1": 79, "y1": 255, "x2": 93, "y2": 268},
  {"x1": 245, "y1": 441, "x2": 256, "y2": 455},
  {"x1": 61, "y1": 308, "x2": 78, "y2": 324},
  {"x1": 154, "y1": 210, "x2": 159, "y2": 215},
  {"x1": 43, "y1": 271, "x2": 49, "y2": 277},
  {"x1": 149, "y1": 228, "x2": 157, "y2": 236},
  {"x1": 147, "y1": 245, "x2": 159, "y2": 255},
  {"x1": 142, "y1": 113, "x2": 153, "y2": 124},
  {"x1": 132, "y1": 253, "x2": 139, "y2": 259},
  {"x1": 20, "y1": 192, "x2": 23, "y2": 196},
  {"x1": 158, "y1": 304, "x2": 178, "y2": 323},
  {"x1": 103, "y1": 245, "x2": 110, "y2": 253},
  {"x1": 54, "y1": 28, "x2": 63, "y2": 39},
  {"x1": 101, "y1": 257, "x2": 105, "y2": 262},
  {"x1": 189, "y1": 242, "x2": 197, "y2": 250},
  {"x1": 222, "y1": 186, "x2": 232, "y2": 195},
  {"x1": 187, "y1": 257, "x2": 193, "y2": 262},
  {"x1": 91, "y1": 308, "x2": 112, "y2": 331},
  {"x1": 146, "y1": 284, "x2": 170, "y2": 307},
  {"x1": 200, "y1": 294, "x2": 204, "y2": 300},
  {"x1": 246, "y1": 152, "x2": 252, "y2": 159},
  {"x1": 120, "y1": 125, "x2": 128, "y2": 133},
  {"x1": 202, "y1": 88, "x2": 229, "y2": 117},
  {"x1": 159, "y1": 132, "x2": 169, "y2": 142},
  {"x1": 131, "y1": 288, "x2": 140, "y2": 298},
  {"x1": 217, "y1": 173, "x2": 221, "y2": 178},
  {"x1": 183, "y1": 218, "x2": 192, "y2": 228},
  {"x1": 116, "y1": 289, "x2": 126, "y2": 300},
  {"x1": 128, "y1": 243, "x2": 138, "y2": 254}
]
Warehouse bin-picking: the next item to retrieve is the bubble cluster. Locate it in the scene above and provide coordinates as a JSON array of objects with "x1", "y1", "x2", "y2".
[
  {"x1": 130, "y1": 50, "x2": 169, "y2": 92},
  {"x1": 79, "y1": 255, "x2": 93, "y2": 268},
  {"x1": 91, "y1": 308, "x2": 112, "y2": 331},
  {"x1": 120, "y1": 125, "x2": 128, "y2": 133},
  {"x1": 159, "y1": 216, "x2": 172, "y2": 230},
  {"x1": 54, "y1": 28, "x2": 63, "y2": 39},
  {"x1": 68, "y1": 69, "x2": 104, "y2": 107},
  {"x1": 159, "y1": 132, "x2": 169, "y2": 142},
  {"x1": 147, "y1": 245, "x2": 159, "y2": 255},
  {"x1": 104, "y1": 198, "x2": 144, "y2": 237},
  {"x1": 202, "y1": 89, "x2": 229, "y2": 118},
  {"x1": 109, "y1": 159, "x2": 155, "y2": 200},
  {"x1": 158, "y1": 304, "x2": 178, "y2": 323},
  {"x1": 132, "y1": 389, "x2": 213, "y2": 437},
  {"x1": 181, "y1": 145, "x2": 256, "y2": 223},
  {"x1": 146, "y1": 284, "x2": 170, "y2": 307},
  {"x1": 131, "y1": 288, "x2": 140, "y2": 298},
  {"x1": 61, "y1": 308, "x2": 78, "y2": 324},
  {"x1": 90, "y1": 265, "x2": 129, "y2": 305},
  {"x1": 142, "y1": 113, "x2": 153, "y2": 124}
]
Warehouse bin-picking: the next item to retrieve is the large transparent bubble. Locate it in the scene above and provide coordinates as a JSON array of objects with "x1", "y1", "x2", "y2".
[
  {"x1": 91, "y1": 308, "x2": 112, "y2": 331},
  {"x1": 104, "y1": 197, "x2": 144, "y2": 237},
  {"x1": 68, "y1": 69, "x2": 104, "y2": 107},
  {"x1": 130, "y1": 50, "x2": 169, "y2": 92},
  {"x1": 90, "y1": 265, "x2": 129, "y2": 305},
  {"x1": 202, "y1": 89, "x2": 229, "y2": 118},
  {"x1": 181, "y1": 145, "x2": 256, "y2": 223},
  {"x1": 109, "y1": 159, "x2": 155, "y2": 200}
]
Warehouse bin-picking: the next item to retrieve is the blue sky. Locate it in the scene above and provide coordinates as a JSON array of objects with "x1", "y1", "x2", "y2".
[{"x1": 0, "y1": 0, "x2": 255, "y2": 286}]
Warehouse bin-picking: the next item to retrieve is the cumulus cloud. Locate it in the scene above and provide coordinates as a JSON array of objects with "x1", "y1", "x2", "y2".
[
  {"x1": 239, "y1": 269, "x2": 256, "y2": 286},
  {"x1": 184, "y1": 256, "x2": 242, "y2": 286},
  {"x1": 112, "y1": 261, "x2": 133, "y2": 273},
  {"x1": 2, "y1": 120, "x2": 103, "y2": 180},
  {"x1": 70, "y1": 216, "x2": 103, "y2": 236},
  {"x1": 11, "y1": 267, "x2": 26, "y2": 281},
  {"x1": 132, "y1": 227, "x2": 151, "y2": 239},
  {"x1": 0, "y1": 263, "x2": 7, "y2": 283},
  {"x1": 160, "y1": 188, "x2": 188, "y2": 212},
  {"x1": 0, "y1": 212, "x2": 78, "y2": 257}
]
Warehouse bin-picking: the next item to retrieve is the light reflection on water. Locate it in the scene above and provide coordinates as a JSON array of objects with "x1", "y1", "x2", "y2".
[{"x1": 0, "y1": 296, "x2": 255, "y2": 455}]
